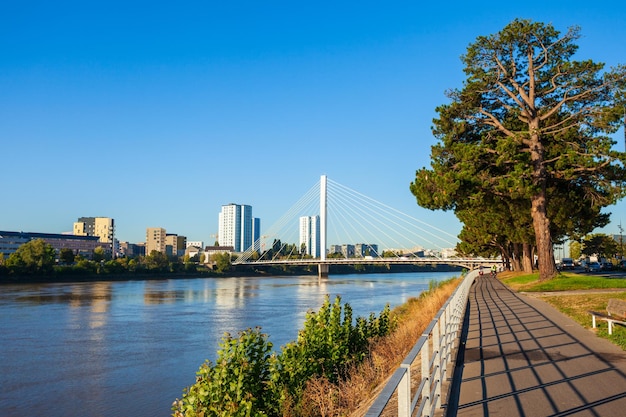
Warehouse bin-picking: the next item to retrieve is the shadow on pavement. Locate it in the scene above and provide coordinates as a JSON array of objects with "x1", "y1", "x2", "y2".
[{"x1": 445, "y1": 275, "x2": 626, "y2": 417}]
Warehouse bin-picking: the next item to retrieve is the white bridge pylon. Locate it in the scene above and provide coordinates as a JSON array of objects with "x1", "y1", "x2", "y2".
[{"x1": 234, "y1": 175, "x2": 465, "y2": 273}]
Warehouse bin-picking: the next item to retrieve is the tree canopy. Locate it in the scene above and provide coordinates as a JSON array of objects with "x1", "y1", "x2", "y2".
[
  {"x1": 411, "y1": 19, "x2": 626, "y2": 280},
  {"x1": 4, "y1": 239, "x2": 56, "y2": 275}
]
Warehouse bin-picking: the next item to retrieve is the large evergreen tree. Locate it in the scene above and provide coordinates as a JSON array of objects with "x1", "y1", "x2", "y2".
[{"x1": 411, "y1": 19, "x2": 626, "y2": 280}]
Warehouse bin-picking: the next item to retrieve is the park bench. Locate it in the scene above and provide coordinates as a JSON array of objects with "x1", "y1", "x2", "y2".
[{"x1": 589, "y1": 298, "x2": 626, "y2": 335}]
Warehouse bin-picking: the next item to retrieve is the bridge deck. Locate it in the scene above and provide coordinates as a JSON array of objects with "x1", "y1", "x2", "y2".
[{"x1": 445, "y1": 274, "x2": 626, "y2": 417}]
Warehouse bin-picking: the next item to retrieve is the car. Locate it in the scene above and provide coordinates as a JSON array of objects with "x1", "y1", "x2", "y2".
[
  {"x1": 585, "y1": 261, "x2": 602, "y2": 272},
  {"x1": 561, "y1": 258, "x2": 575, "y2": 269}
]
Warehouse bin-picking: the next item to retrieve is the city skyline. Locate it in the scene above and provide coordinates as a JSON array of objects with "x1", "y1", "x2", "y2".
[{"x1": 1, "y1": 2, "x2": 625, "y2": 244}]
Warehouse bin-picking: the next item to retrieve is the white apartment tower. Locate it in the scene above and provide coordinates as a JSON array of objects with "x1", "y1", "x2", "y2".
[
  {"x1": 299, "y1": 215, "x2": 320, "y2": 258},
  {"x1": 218, "y1": 204, "x2": 260, "y2": 252}
]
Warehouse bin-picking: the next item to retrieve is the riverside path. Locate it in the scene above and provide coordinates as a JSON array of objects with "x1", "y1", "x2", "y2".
[{"x1": 444, "y1": 274, "x2": 626, "y2": 417}]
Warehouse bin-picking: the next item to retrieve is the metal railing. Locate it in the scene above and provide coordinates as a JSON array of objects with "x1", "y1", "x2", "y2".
[{"x1": 365, "y1": 270, "x2": 477, "y2": 417}]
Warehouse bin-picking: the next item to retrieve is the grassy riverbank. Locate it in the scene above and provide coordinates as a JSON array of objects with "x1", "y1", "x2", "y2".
[{"x1": 499, "y1": 271, "x2": 626, "y2": 350}]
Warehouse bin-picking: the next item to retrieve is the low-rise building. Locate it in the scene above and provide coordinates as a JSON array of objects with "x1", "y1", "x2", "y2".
[{"x1": 0, "y1": 230, "x2": 103, "y2": 260}]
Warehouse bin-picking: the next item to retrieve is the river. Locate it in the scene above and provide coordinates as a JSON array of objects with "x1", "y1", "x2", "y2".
[{"x1": 0, "y1": 271, "x2": 458, "y2": 417}]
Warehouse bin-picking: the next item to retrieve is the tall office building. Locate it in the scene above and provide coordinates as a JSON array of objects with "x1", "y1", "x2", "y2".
[
  {"x1": 299, "y1": 215, "x2": 320, "y2": 257},
  {"x1": 73, "y1": 217, "x2": 115, "y2": 255},
  {"x1": 218, "y1": 204, "x2": 260, "y2": 252}
]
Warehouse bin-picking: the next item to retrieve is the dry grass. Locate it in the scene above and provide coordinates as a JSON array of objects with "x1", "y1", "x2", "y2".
[
  {"x1": 538, "y1": 292, "x2": 626, "y2": 350},
  {"x1": 298, "y1": 278, "x2": 461, "y2": 417}
]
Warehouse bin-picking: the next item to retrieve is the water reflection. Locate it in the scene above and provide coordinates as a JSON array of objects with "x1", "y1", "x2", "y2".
[{"x1": 0, "y1": 272, "x2": 459, "y2": 417}]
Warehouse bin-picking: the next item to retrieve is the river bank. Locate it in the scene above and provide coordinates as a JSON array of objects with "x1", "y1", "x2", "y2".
[{"x1": 0, "y1": 263, "x2": 463, "y2": 284}]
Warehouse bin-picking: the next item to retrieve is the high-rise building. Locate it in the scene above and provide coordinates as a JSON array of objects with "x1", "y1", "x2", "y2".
[
  {"x1": 146, "y1": 227, "x2": 167, "y2": 255},
  {"x1": 299, "y1": 215, "x2": 320, "y2": 257},
  {"x1": 73, "y1": 217, "x2": 115, "y2": 255},
  {"x1": 218, "y1": 204, "x2": 260, "y2": 252}
]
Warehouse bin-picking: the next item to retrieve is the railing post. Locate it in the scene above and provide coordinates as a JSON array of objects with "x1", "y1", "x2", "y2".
[
  {"x1": 433, "y1": 309, "x2": 447, "y2": 408},
  {"x1": 421, "y1": 335, "x2": 431, "y2": 416},
  {"x1": 398, "y1": 365, "x2": 411, "y2": 417},
  {"x1": 433, "y1": 317, "x2": 441, "y2": 410}
]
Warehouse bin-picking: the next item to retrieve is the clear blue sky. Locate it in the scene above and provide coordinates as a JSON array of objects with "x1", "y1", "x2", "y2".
[{"x1": 1, "y1": 1, "x2": 625, "y2": 247}]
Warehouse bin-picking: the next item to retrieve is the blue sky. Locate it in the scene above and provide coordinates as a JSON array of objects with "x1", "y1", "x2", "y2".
[{"x1": 1, "y1": 1, "x2": 625, "y2": 247}]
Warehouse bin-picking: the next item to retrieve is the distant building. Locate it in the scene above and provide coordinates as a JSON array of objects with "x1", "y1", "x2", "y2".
[
  {"x1": 299, "y1": 215, "x2": 320, "y2": 257},
  {"x1": 165, "y1": 234, "x2": 186, "y2": 257},
  {"x1": 329, "y1": 245, "x2": 342, "y2": 256},
  {"x1": 119, "y1": 241, "x2": 145, "y2": 258},
  {"x1": 184, "y1": 245, "x2": 202, "y2": 259},
  {"x1": 218, "y1": 204, "x2": 260, "y2": 252},
  {"x1": 0, "y1": 230, "x2": 103, "y2": 259},
  {"x1": 334, "y1": 244, "x2": 355, "y2": 259},
  {"x1": 355, "y1": 243, "x2": 379, "y2": 257},
  {"x1": 187, "y1": 241, "x2": 204, "y2": 249},
  {"x1": 146, "y1": 227, "x2": 167, "y2": 255},
  {"x1": 73, "y1": 217, "x2": 115, "y2": 255},
  {"x1": 253, "y1": 218, "x2": 261, "y2": 251},
  {"x1": 203, "y1": 245, "x2": 234, "y2": 259}
]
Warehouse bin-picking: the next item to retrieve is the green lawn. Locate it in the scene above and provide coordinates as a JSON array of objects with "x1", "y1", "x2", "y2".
[
  {"x1": 501, "y1": 272, "x2": 626, "y2": 292},
  {"x1": 499, "y1": 271, "x2": 626, "y2": 350}
]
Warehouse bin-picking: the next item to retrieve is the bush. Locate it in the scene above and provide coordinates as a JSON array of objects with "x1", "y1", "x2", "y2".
[
  {"x1": 173, "y1": 328, "x2": 274, "y2": 417},
  {"x1": 173, "y1": 296, "x2": 396, "y2": 416}
]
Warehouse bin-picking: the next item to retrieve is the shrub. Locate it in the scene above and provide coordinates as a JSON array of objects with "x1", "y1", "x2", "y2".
[
  {"x1": 173, "y1": 296, "x2": 396, "y2": 416},
  {"x1": 172, "y1": 328, "x2": 274, "y2": 417}
]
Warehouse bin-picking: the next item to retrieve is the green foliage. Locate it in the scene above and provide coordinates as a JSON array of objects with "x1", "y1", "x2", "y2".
[
  {"x1": 269, "y1": 295, "x2": 394, "y2": 412},
  {"x1": 145, "y1": 250, "x2": 170, "y2": 271},
  {"x1": 569, "y1": 241, "x2": 582, "y2": 260},
  {"x1": 59, "y1": 248, "x2": 75, "y2": 265},
  {"x1": 502, "y1": 272, "x2": 626, "y2": 292},
  {"x1": 5, "y1": 239, "x2": 56, "y2": 275},
  {"x1": 174, "y1": 295, "x2": 396, "y2": 416},
  {"x1": 582, "y1": 234, "x2": 619, "y2": 259},
  {"x1": 212, "y1": 252, "x2": 232, "y2": 273},
  {"x1": 92, "y1": 246, "x2": 106, "y2": 262},
  {"x1": 411, "y1": 19, "x2": 626, "y2": 280},
  {"x1": 173, "y1": 328, "x2": 274, "y2": 417}
]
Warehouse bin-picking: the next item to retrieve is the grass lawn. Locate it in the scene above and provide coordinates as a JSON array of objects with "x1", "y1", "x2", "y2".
[
  {"x1": 499, "y1": 271, "x2": 626, "y2": 350},
  {"x1": 500, "y1": 271, "x2": 626, "y2": 292}
]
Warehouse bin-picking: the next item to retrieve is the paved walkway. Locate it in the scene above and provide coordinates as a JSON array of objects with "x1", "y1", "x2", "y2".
[{"x1": 444, "y1": 274, "x2": 626, "y2": 417}]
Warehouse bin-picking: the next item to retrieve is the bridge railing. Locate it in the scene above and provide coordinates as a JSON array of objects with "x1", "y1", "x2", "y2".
[{"x1": 364, "y1": 270, "x2": 477, "y2": 417}]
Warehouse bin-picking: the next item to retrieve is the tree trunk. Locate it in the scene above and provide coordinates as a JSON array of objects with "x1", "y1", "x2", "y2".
[
  {"x1": 522, "y1": 243, "x2": 534, "y2": 272},
  {"x1": 531, "y1": 193, "x2": 556, "y2": 280},
  {"x1": 528, "y1": 118, "x2": 557, "y2": 281},
  {"x1": 511, "y1": 242, "x2": 522, "y2": 271}
]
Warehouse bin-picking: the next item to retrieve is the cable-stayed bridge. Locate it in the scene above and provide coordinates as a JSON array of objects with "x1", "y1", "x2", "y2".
[{"x1": 233, "y1": 175, "x2": 500, "y2": 276}]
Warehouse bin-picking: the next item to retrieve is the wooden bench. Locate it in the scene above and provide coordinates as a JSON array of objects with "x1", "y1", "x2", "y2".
[{"x1": 589, "y1": 298, "x2": 626, "y2": 335}]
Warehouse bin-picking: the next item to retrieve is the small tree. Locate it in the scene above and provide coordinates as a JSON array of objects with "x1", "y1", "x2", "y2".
[
  {"x1": 172, "y1": 328, "x2": 274, "y2": 417},
  {"x1": 5, "y1": 239, "x2": 56, "y2": 275},
  {"x1": 92, "y1": 246, "x2": 106, "y2": 262},
  {"x1": 212, "y1": 252, "x2": 231, "y2": 273},
  {"x1": 145, "y1": 250, "x2": 170, "y2": 271},
  {"x1": 582, "y1": 234, "x2": 619, "y2": 260},
  {"x1": 569, "y1": 241, "x2": 582, "y2": 260},
  {"x1": 59, "y1": 248, "x2": 75, "y2": 265}
]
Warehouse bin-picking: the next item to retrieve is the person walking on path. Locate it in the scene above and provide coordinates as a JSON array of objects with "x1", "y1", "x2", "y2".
[{"x1": 444, "y1": 273, "x2": 626, "y2": 417}]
